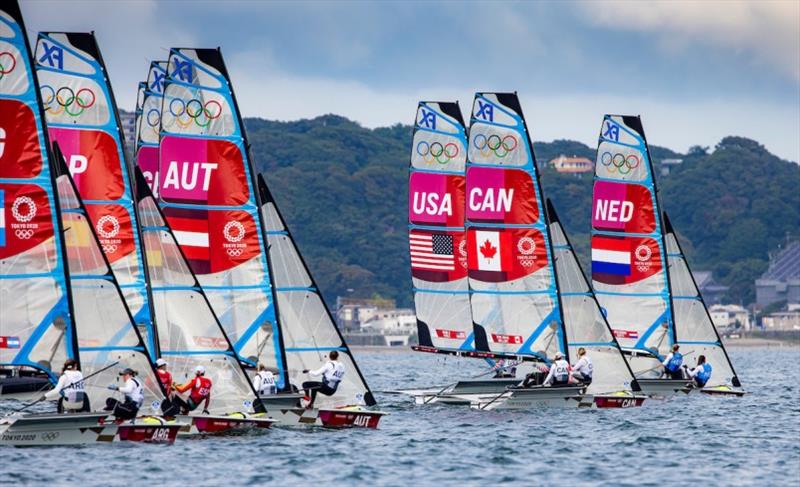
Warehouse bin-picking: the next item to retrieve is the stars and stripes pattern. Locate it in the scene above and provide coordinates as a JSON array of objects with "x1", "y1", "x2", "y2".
[{"x1": 410, "y1": 232, "x2": 454, "y2": 271}]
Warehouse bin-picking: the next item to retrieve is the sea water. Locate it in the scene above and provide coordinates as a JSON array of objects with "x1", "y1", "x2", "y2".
[{"x1": 1, "y1": 347, "x2": 798, "y2": 486}]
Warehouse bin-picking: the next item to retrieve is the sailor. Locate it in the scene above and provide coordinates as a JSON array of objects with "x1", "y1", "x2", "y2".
[
  {"x1": 301, "y1": 350, "x2": 345, "y2": 408},
  {"x1": 491, "y1": 359, "x2": 517, "y2": 379},
  {"x1": 253, "y1": 363, "x2": 277, "y2": 396},
  {"x1": 685, "y1": 355, "x2": 713, "y2": 388},
  {"x1": 105, "y1": 368, "x2": 144, "y2": 420},
  {"x1": 571, "y1": 347, "x2": 593, "y2": 385},
  {"x1": 172, "y1": 365, "x2": 213, "y2": 415},
  {"x1": 661, "y1": 344, "x2": 684, "y2": 379},
  {"x1": 155, "y1": 358, "x2": 173, "y2": 395},
  {"x1": 44, "y1": 359, "x2": 90, "y2": 413},
  {"x1": 543, "y1": 352, "x2": 572, "y2": 387}
]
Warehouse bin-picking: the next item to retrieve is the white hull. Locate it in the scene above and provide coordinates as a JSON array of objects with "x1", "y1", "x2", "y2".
[
  {"x1": 636, "y1": 378, "x2": 693, "y2": 398},
  {"x1": 0, "y1": 412, "x2": 184, "y2": 446},
  {"x1": 459, "y1": 385, "x2": 587, "y2": 411},
  {"x1": 392, "y1": 378, "x2": 523, "y2": 405}
]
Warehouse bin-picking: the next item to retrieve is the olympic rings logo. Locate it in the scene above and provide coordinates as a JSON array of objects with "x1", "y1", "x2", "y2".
[
  {"x1": 600, "y1": 151, "x2": 640, "y2": 175},
  {"x1": 167, "y1": 97, "x2": 222, "y2": 128},
  {"x1": 102, "y1": 244, "x2": 118, "y2": 254},
  {"x1": 0, "y1": 51, "x2": 17, "y2": 80},
  {"x1": 96, "y1": 215, "x2": 120, "y2": 239},
  {"x1": 41, "y1": 84, "x2": 96, "y2": 117},
  {"x1": 416, "y1": 140, "x2": 459, "y2": 164},
  {"x1": 223, "y1": 221, "x2": 245, "y2": 243},
  {"x1": 473, "y1": 133, "x2": 518, "y2": 158},
  {"x1": 635, "y1": 244, "x2": 652, "y2": 272},
  {"x1": 41, "y1": 432, "x2": 60, "y2": 441},
  {"x1": 12, "y1": 196, "x2": 36, "y2": 222},
  {"x1": 15, "y1": 229, "x2": 34, "y2": 239},
  {"x1": 226, "y1": 248, "x2": 243, "y2": 257},
  {"x1": 146, "y1": 108, "x2": 161, "y2": 127}
]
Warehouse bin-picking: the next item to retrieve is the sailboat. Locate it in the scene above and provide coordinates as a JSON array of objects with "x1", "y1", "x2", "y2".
[
  {"x1": 134, "y1": 167, "x2": 275, "y2": 434},
  {"x1": 34, "y1": 31, "x2": 156, "y2": 358},
  {"x1": 0, "y1": 0, "x2": 75, "y2": 400},
  {"x1": 590, "y1": 115, "x2": 743, "y2": 396},
  {"x1": 134, "y1": 60, "x2": 167, "y2": 196},
  {"x1": 258, "y1": 174, "x2": 386, "y2": 427}
]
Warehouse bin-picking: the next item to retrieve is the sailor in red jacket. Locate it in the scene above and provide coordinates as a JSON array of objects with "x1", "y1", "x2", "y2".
[
  {"x1": 172, "y1": 365, "x2": 213, "y2": 415},
  {"x1": 155, "y1": 358, "x2": 173, "y2": 397}
]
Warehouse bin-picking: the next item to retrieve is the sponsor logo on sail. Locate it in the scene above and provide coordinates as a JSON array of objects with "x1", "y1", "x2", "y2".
[
  {"x1": 417, "y1": 107, "x2": 436, "y2": 129},
  {"x1": 491, "y1": 333, "x2": 523, "y2": 345},
  {"x1": 602, "y1": 119, "x2": 620, "y2": 142},
  {"x1": 612, "y1": 329, "x2": 639, "y2": 339},
  {"x1": 435, "y1": 329, "x2": 466, "y2": 340},
  {"x1": 11, "y1": 195, "x2": 37, "y2": 239},
  {"x1": 474, "y1": 100, "x2": 494, "y2": 122},
  {"x1": 96, "y1": 214, "x2": 121, "y2": 254},
  {"x1": 223, "y1": 220, "x2": 246, "y2": 257},
  {"x1": 38, "y1": 41, "x2": 63, "y2": 70}
]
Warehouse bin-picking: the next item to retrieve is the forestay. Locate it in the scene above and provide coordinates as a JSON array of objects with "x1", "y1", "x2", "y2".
[
  {"x1": 547, "y1": 200, "x2": 638, "y2": 396},
  {"x1": 408, "y1": 102, "x2": 474, "y2": 351},
  {"x1": 466, "y1": 93, "x2": 565, "y2": 361},
  {"x1": 0, "y1": 2, "x2": 74, "y2": 380},
  {"x1": 53, "y1": 149, "x2": 165, "y2": 412},
  {"x1": 157, "y1": 48, "x2": 287, "y2": 386},
  {"x1": 664, "y1": 212, "x2": 742, "y2": 390},
  {"x1": 135, "y1": 61, "x2": 167, "y2": 197},
  {"x1": 134, "y1": 168, "x2": 262, "y2": 414},
  {"x1": 34, "y1": 32, "x2": 155, "y2": 358},
  {"x1": 259, "y1": 175, "x2": 376, "y2": 407},
  {"x1": 591, "y1": 115, "x2": 674, "y2": 376}
]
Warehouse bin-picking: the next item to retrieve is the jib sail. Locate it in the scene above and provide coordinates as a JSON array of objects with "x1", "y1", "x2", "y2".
[
  {"x1": 157, "y1": 48, "x2": 287, "y2": 387},
  {"x1": 465, "y1": 93, "x2": 566, "y2": 362},
  {"x1": 0, "y1": 1, "x2": 74, "y2": 379},
  {"x1": 407, "y1": 102, "x2": 474, "y2": 352},
  {"x1": 34, "y1": 32, "x2": 155, "y2": 358},
  {"x1": 259, "y1": 175, "x2": 376, "y2": 407},
  {"x1": 52, "y1": 146, "x2": 167, "y2": 412}
]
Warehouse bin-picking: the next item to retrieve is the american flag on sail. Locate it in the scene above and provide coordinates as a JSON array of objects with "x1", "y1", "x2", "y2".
[{"x1": 410, "y1": 231, "x2": 455, "y2": 271}]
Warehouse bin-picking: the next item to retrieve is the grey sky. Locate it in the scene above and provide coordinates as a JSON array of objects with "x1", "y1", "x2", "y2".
[{"x1": 22, "y1": 0, "x2": 800, "y2": 161}]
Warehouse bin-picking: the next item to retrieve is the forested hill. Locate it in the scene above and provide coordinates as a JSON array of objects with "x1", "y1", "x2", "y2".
[{"x1": 244, "y1": 115, "x2": 800, "y2": 307}]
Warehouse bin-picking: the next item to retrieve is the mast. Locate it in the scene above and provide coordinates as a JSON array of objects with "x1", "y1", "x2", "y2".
[{"x1": 0, "y1": 1, "x2": 77, "y2": 378}]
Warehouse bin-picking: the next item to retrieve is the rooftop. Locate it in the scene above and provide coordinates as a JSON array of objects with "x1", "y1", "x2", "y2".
[{"x1": 760, "y1": 241, "x2": 800, "y2": 282}]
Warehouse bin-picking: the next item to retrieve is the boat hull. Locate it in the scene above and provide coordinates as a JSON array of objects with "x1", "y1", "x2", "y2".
[
  {"x1": 175, "y1": 413, "x2": 275, "y2": 436},
  {"x1": 265, "y1": 406, "x2": 386, "y2": 429},
  {"x1": 698, "y1": 385, "x2": 746, "y2": 397},
  {"x1": 464, "y1": 385, "x2": 587, "y2": 411},
  {"x1": 393, "y1": 378, "x2": 522, "y2": 405},
  {"x1": 636, "y1": 378, "x2": 693, "y2": 398},
  {"x1": 0, "y1": 412, "x2": 183, "y2": 446},
  {"x1": 589, "y1": 394, "x2": 647, "y2": 408}
]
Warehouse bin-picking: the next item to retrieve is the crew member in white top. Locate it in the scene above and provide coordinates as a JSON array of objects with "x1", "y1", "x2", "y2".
[
  {"x1": 253, "y1": 363, "x2": 277, "y2": 396},
  {"x1": 104, "y1": 368, "x2": 144, "y2": 420},
  {"x1": 571, "y1": 347, "x2": 593, "y2": 385},
  {"x1": 44, "y1": 359, "x2": 90, "y2": 413},
  {"x1": 543, "y1": 352, "x2": 572, "y2": 387},
  {"x1": 301, "y1": 350, "x2": 346, "y2": 408}
]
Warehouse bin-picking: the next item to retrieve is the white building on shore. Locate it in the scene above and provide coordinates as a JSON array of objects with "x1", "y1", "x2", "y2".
[{"x1": 709, "y1": 304, "x2": 752, "y2": 331}]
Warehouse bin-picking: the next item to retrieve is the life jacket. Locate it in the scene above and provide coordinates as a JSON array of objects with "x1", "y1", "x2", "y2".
[
  {"x1": 665, "y1": 352, "x2": 683, "y2": 373},
  {"x1": 60, "y1": 370, "x2": 86, "y2": 410},
  {"x1": 157, "y1": 369, "x2": 173, "y2": 392},
  {"x1": 551, "y1": 359, "x2": 570, "y2": 384},
  {"x1": 322, "y1": 361, "x2": 345, "y2": 390},
  {"x1": 255, "y1": 371, "x2": 276, "y2": 395},
  {"x1": 696, "y1": 363, "x2": 712, "y2": 385},
  {"x1": 124, "y1": 378, "x2": 144, "y2": 408},
  {"x1": 189, "y1": 376, "x2": 212, "y2": 403}
]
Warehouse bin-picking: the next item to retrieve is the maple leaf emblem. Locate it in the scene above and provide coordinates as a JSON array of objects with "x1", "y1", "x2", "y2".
[{"x1": 480, "y1": 239, "x2": 497, "y2": 261}]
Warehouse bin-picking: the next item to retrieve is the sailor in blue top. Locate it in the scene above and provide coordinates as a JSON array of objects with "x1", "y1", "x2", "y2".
[
  {"x1": 661, "y1": 344, "x2": 684, "y2": 380},
  {"x1": 685, "y1": 355, "x2": 712, "y2": 388}
]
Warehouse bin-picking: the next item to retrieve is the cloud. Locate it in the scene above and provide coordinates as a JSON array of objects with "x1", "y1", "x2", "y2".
[{"x1": 579, "y1": 0, "x2": 800, "y2": 81}]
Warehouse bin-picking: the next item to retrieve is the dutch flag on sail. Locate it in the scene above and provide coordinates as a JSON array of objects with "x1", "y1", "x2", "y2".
[
  {"x1": 591, "y1": 236, "x2": 631, "y2": 276},
  {"x1": 0, "y1": 189, "x2": 5, "y2": 247}
]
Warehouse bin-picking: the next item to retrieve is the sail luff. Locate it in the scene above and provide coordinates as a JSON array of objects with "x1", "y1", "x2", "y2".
[{"x1": 0, "y1": 1, "x2": 76, "y2": 379}]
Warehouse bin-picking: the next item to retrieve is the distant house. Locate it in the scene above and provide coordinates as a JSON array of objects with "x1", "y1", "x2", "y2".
[
  {"x1": 660, "y1": 158, "x2": 683, "y2": 176},
  {"x1": 756, "y1": 241, "x2": 800, "y2": 307},
  {"x1": 549, "y1": 154, "x2": 594, "y2": 174},
  {"x1": 692, "y1": 270, "x2": 729, "y2": 305},
  {"x1": 761, "y1": 304, "x2": 800, "y2": 330},
  {"x1": 709, "y1": 304, "x2": 752, "y2": 330}
]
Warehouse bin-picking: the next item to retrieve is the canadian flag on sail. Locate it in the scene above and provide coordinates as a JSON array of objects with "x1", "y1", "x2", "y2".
[{"x1": 474, "y1": 230, "x2": 504, "y2": 271}]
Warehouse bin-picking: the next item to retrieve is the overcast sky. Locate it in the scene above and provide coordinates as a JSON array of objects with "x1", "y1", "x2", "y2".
[{"x1": 22, "y1": 0, "x2": 800, "y2": 161}]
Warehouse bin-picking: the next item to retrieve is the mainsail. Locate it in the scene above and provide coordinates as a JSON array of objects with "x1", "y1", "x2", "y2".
[
  {"x1": 466, "y1": 93, "x2": 565, "y2": 362},
  {"x1": 134, "y1": 168, "x2": 262, "y2": 414},
  {"x1": 407, "y1": 101, "x2": 473, "y2": 351},
  {"x1": 52, "y1": 146, "x2": 165, "y2": 412},
  {"x1": 546, "y1": 200, "x2": 639, "y2": 396},
  {"x1": 133, "y1": 81, "x2": 146, "y2": 153},
  {"x1": 34, "y1": 32, "x2": 155, "y2": 358},
  {"x1": 0, "y1": 1, "x2": 74, "y2": 379},
  {"x1": 259, "y1": 175, "x2": 376, "y2": 407},
  {"x1": 135, "y1": 61, "x2": 167, "y2": 196},
  {"x1": 664, "y1": 212, "x2": 742, "y2": 390},
  {"x1": 157, "y1": 48, "x2": 287, "y2": 386},
  {"x1": 590, "y1": 115, "x2": 674, "y2": 376}
]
